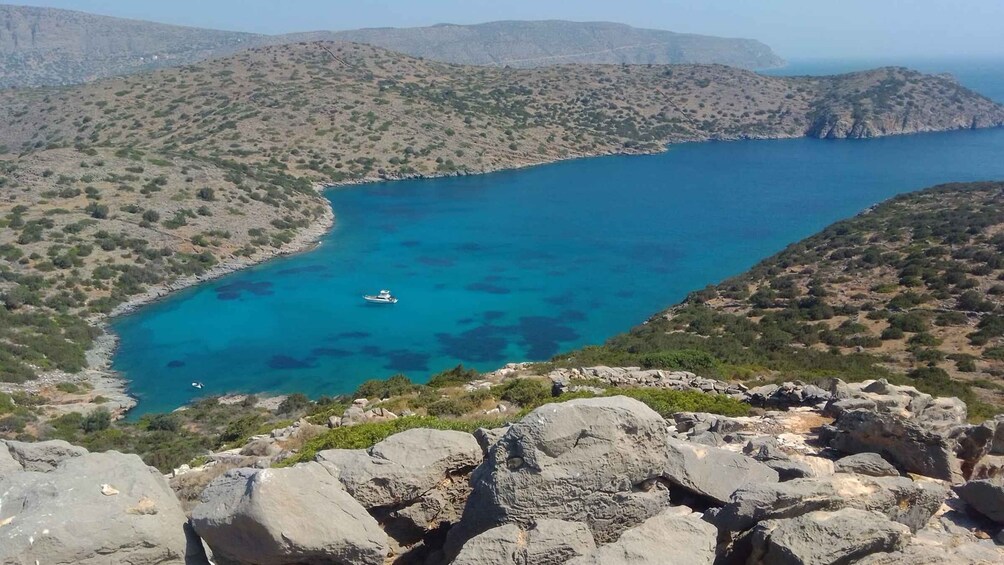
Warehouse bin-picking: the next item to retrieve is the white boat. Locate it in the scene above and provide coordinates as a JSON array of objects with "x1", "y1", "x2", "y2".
[
  {"x1": 363, "y1": 289, "x2": 398, "y2": 304},
  {"x1": 191, "y1": 382, "x2": 204, "y2": 389}
]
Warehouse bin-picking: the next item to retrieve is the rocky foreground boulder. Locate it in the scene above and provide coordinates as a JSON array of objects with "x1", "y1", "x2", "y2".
[
  {"x1": 316, "y1": 428, "x2": 482, "y2": 544},
  {"x1": 822, "y1": 409, "x2": 964, "y2": 481},
  {"x1": 451, "y1": 520, "x2": 595, "y2": 565},
  {"x1": 190, "y1": 462, "x2": 388, "y2": 565},
  {"x1": 708, "y1": 473, "x2": 946, "y2": 533},
  {"x1": 447, "y1": 396, "x2": 675, "y2": 550},
  {"x1": 8, "y1": 380, "x2": 1004, "y2": 565},
  {"x1": 0, "y1": 442, "x2": 199, "y2": 565},
  {"x1": 566, "y1": 506, "x2": 717, "y2": 565},
  {"x1": 745, "y1": 508, "x2": 912, "y2": 565}
]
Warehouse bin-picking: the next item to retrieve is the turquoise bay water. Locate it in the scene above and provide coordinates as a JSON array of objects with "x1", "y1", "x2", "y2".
[{"x1": 113, "y1": 59, "x2": 1004, "y2": 415}]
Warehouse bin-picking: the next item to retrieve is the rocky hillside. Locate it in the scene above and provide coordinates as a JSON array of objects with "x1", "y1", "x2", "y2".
[
  {"x1": 4, "y1": 369, "x2": 1004, "y2": 564},
  {"x1": 0, "y1": 4, "x2": 258, "y2": 88},
  {"x1": 0, "y1": 5, "x2": 783, "y2": 88},
  {"x1": 304, "y1": 20, "x2": 785, "y2": 69},
  {"x1": 580, "y1": 182, "x2": 1004, "y2": 417},
  {"x1": 0, "y1": 41, "x2": 1001, "y2": 406}
]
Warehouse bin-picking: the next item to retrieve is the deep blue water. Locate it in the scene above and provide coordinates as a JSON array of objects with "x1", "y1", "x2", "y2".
[{"x1": 113, "y1": 60, "x2": 1004, "y2": 415}]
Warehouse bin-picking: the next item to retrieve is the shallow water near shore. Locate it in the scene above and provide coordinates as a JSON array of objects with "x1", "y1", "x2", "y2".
[{"x1": 112, "y1": 125, "x2": 1004, "y2": 415}]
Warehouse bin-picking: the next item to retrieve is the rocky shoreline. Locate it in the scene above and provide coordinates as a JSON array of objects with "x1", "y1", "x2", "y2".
[
  {"x1": 20, "y1": 119, "x2": 1004, "y2": 420},
  {"x1": 6, "y1": 195, "x2": 336, "y2": 418}
]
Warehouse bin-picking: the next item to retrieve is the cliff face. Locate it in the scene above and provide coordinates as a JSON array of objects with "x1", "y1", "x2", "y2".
[{"x1": 805, "y1": 68, "x2": 1004, "y2": 138}]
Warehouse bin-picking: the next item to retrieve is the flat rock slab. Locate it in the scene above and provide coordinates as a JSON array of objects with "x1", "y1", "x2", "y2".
[
  {"x1": 954, "y1": 477, "x2": 1004, "y2": 524},
  {"x1": 664, "y1": 437, "x2": 779, "y2": 504},
  {"x1": 833, "y1": 452, "x2": 901, "y2": 477},
  {"x1": 824, "y1": 410, "x2": 963, "y2": 482},
  {"x1": 191, "y1": 462, "x2": 388, "y2": 565},
  {"x1": 748, "y1": 508, "x2": 911, "y2": 565},
  {"x1": 316, "y1": 427, "x2": 481, "y2": 508},
  {"x1": 0, "y1": 450, "x2": 195, "y2": 565},
  {"x1": 2, "y1": 439, "x2": 87, "y2": 472},
  {"x1": 710, "y1": 474, "x2": 946, "y2": 533},
  {"x1": 452, "y1": 520, "x2": 595, "y2": 565},
  {"x1": 566, "y1": 507, "x2": 717, "y2": 565}
]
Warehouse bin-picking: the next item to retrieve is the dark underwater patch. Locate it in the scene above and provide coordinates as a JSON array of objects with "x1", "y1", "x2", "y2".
[
  {"x1": 337, "y1": 331, "x2": 371, "y2": 339},
  {"x1": 417, "y1": 256, "x2": 455, "y2": 267},
  {"x1": 482, "y1": 310, "x2": 506, "y2": 322},
  {"x1": 400, "y1": 240, "x2": 421, "y2": 247},
  {"x1": 436, "y1": 324, "x2": 508, "y2": 363},
  {"x1": 466, "y1": 282, "x2": 511, "y2": 294},
  {"x1": 276, "y1": 265, "x2": 327, "y2": 276},
  {"x1": 267, "y1": 355, "x2": 317, "y2": 370},
  {"x1": 516, "y1": 316, "x2": 580, "y2": 359},
  {"x1": 456, "y1": 242, "x2": 483, "y2": 253},
  {"x1": 385, "y1": 350, "x2": 430, "y2": 372},
  {"x1": 166, "y1": 360, "x2": 186, "y2": 368},
  {"x1": 559, "y1": 310, "x2": 587, "y2": 322},
  {"x1": 215, "y1": 281, "x2": 274, "y2": 301},
  {"x1": 310, "y1": 347, "x2": 353, "y2": 358}
]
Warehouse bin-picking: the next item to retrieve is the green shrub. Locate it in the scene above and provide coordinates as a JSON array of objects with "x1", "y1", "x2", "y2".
[
  {"x1": 216, "y1": 414, "x2": 265, "y2": 447},
  {"x1": 499, "y1": 378, "x2": 551, "y2": 407},
  {"x1": 283, "y1": 415, "x2": 509, "y2": 465},
  {"x1": 81, "y1": 409, "x2": 111, "y2": 433},
  {"x1": 427, "y1": 364, "x2": 480, "y2": 388},
  {"x1": 55, "y1": 382, "x2": 81, "y2": 394},
  {"x1": 354, "y1": 374, "x2": 421, "y2": 399},
  {"x1": 615, "y1": 388, "x2": 750, "y2": 418},
  {"x1": 278, "y1": 393, "x2": 310, "y2": 414},
  {"x1": 144, "y1": 413, "x2": 180, "y2": 432},
  {"x1": 638, "y1": 349, "x2": 722, "y2": 375}
]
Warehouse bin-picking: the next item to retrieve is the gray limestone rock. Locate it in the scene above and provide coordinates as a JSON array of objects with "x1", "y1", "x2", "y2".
[
  {"x1": 954, "y1": 477, "x2": 1004, "y2": 524},
  {"x1": 449, "y1": 396, "x2": 674, "y2": 550},
  {"x1": 709, "y1": 474, "x2": 947, "y2": 533},
  {"x1": 566, "y1": 506, "x2": 717, "y2": 565},
  {"x1": 0, "y1": 443, "x2": 22, "y2": 473},
  {"x1": 834, "y1": 452, "x2": 901, "y2": 477},
  {"x1": 823, "y1": 410, "x2": 963, "y2": 482},
  {"x1": 317, "y1": 428, "x2": 481, "y2": 509},
  {"x1": 2, "y1": 438, "x2": 87, "y2": 472},
  {"x1": 747, "y1": 508, "x2": 911, "y2": 565},
  {"x1": 664, "y1": 437, "x2": 779, "y2": 504},
  {"x1": 191, "y1": 462, "x2": 388, "y2": 565},
  {"x1": 317, "y1": 428, "x2": 481, "y2": 542},
  {"x1": 451, "y1": 520, "x2": 595, "y2": 565},
  {"x1": 0, "y1": 450, "x2": 197, "y2": 565},
  {"x1": 474, "y1": 426, "x2": 510, "y2": 456}
]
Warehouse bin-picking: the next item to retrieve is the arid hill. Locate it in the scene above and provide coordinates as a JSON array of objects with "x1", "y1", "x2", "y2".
[
  {"x1": 299, "y1": 20, "x2": 785, "y2": 69},
  {"x1": 587, "y1": 182, "x2": 1004, "y2": 416},
  {"x1": 0, "y1": 4, "x2": 782, "y2": 88},
  {"x1": 0, "y1": 40, "x2": 1002, "y2": 406}
]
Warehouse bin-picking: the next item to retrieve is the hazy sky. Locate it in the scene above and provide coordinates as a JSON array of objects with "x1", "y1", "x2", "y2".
[{"x1": 14, "y1": 0, "x2": 1004, "y2": 59}]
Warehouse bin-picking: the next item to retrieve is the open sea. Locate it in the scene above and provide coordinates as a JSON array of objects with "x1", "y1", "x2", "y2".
[{"x1": 113, "y1": 58, "x2": 1004, "y2": 415}]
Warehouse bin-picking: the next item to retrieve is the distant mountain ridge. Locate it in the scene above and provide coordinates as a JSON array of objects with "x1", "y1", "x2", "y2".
[
  {"x1": 294, "y1": 20, "x2": 785, "y2": 69},
  {"x1": 0, "y1": 4, "x2": 784, "y2": 88}
]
